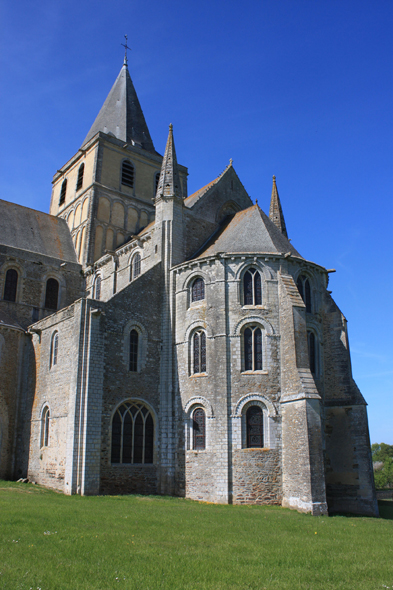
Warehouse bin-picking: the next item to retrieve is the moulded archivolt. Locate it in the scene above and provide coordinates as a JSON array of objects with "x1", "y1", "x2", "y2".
[
  {"x1": 232, "y1": 315, "x2": 274, "y2": 337},
  {"x1": 233, "y1": 258, "x2": 273, "y2": 282}
]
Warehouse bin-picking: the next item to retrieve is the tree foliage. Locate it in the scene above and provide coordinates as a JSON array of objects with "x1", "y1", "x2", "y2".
[{"x1": 372, "y1": 443, "x2": 393, "y2": 489}]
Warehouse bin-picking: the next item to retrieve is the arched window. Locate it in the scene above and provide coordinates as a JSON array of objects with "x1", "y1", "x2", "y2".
[
  {"x1": 59, "y1": 179, "x2": 67, "y2": 206},
  {"x1": 50, "y1": 332, "x2": 58, "y2": 368},
  {"x1": 41, "y1": 406, "x2": 50, "y2": 448},
  {"x1": 297, "y1": 275, "x2": 312, "y2": 313},
  {"x1": 246, "y1": 406, "x2": 263, "y2": 448},
  {"x1": 3, "y1": 268, "x2": 18, "y2": 302},
  {"x1": 244, "y1": 326, "x2": 263, "y2": 371},
  {"x1": 111, "y1": 401, "x2": 154, "y2": 464},
  {"x1": 192, "y1": 330, "x2": 206, "y2": 374},
  {"x1": 155, "y1": 172, "x2": 160, "y2": 194},
  {"x1": 129, "y1": 329, "x2": 138, "y2": 372},
  {"x1": 243, "y1": 268, "x2": 262, "y2": 306},
  {"x1": 45, "y1": 278, "x2": 59, "y2": 310},
  {"x1": 94, "y1": 275, "x2": 101, "y2": 300},
  {"x1": 191, "y1": 277, "x2": 205, "y2": 302},
  {"x1": 76, "y1": 163, "x2": 85, "y2": 191},
  {"x1": 121, "y1": 160, "x2": 134, "y2": 188},
  {"x1": 130, "y1": 253, "x2": 141, "y2": 280},
  {"x1": 307, "y1": 331, "x2": 318, "y2": 376},
  {"x1": 193, "y1": 408, "x2": 206, "y2": 450}
]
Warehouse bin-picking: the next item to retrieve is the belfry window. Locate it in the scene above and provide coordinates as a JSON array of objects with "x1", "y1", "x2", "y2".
[
  {"x1": 45, "y1": 278, "x2": 59, "y2": 310},
  {"x1": 76, "y1": 163, "x2": 85, "y2": 191},
  {"x1": 111, "y1": 401, "x2": 154, "y2": 464},
  {"x1": 244, "y1": 268, "x2": 262, "y2": 306},
  {"x1": 3, "y1": 268, "x2": 18, "y2": 302},
  {"x1": 297, "y1": 275, "x2": 312, "y2": 313},
  {"x1": 122, "y1": 160, "x2": 134, "y2": 188},
  {"x1": 59, "y1": 179, "x2": 67, "y2": 206},
  {"x1": 131, "y1": 253, "x2": 141, "y2": 280},
  {"x1": 246, "y1": 406, "x2": 263, "y2": 448},
  {"x1": 129, "y1": 329, "x2": 139, "y2": 372},
  {"x1": 244, "y1": 326, "x2": 263, "y2": 371},
  {"x1": 193, "y1": 408, "x2": 206, "y2": 450},
  {"x1": 50, "y1": 332, "x2": 58, "y2": 368},
  {"x1": 41, "y1": 406, "x2": 50, "y2": 448},
  {"x1": 191, "y1": 277, "x2": 205, "y2": 302},
  {"x1": 192, "y1": 330, "x2": 206, "y2": 374}
]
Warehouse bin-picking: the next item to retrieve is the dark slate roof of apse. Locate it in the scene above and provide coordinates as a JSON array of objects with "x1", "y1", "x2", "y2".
[
  {"x1": 82, "y1": 63, "x2": 156, "y2": 152},
  {"x1": 196, "y1": 204, "x2": 302, "y2": 259},
  {"x1": 0, "y1": 200, "x2": 78, "y2": 263}
]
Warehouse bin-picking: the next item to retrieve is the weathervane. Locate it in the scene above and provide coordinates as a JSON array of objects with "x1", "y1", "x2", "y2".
[{"x1": 121, "y1": 34, "x2": 131, "y2": 65}]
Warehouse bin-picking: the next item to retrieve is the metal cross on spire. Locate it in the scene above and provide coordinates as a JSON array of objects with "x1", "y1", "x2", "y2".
[{"x1": 121, "y1": 34, "x2": 131, "y2": 65}]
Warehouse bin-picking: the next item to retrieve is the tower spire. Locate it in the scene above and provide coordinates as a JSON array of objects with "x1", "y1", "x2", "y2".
[
  {"x1": 269, "y1": 175, "x2": 288, "y2": 238},
  {"x1": 156, "y1": 124, "x2": 182, "y2": 199}
]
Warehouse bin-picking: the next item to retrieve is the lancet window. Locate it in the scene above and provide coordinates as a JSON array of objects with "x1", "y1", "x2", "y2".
[
  {"x1": 130, "y1": 253, "x2": 141, "y2": 280},
  {"x1": 50, "y1": 332, "x2": 58, "y2": 368},
  {"x1": 192, "y1": 330, "x2": 206, "y2": 374},
  {"x1": 192, "y1": 408, "x2": 206, "y2": 450},
  {"x1": 297, "y1": 275, "x2": 312, "y2": 313},
  {"x1": 129, "y1": 329, "x2": 139, "y2": 372},
  {"x1": 243, "y1": 268, "x2": 262, "y2": 306},
  {"x1": 111, "y1": 401, "x2": 154, "y2": 464},
  {"x1": 307, "y1": 331, "x2": 318, "y2": 376},
  {"x1": 94, "y1": 275, "x2": 101, "y2": 300},
  {"x1": 41, "y1": 406, "x2": 50, "y2": 448},
  {"x1": 244, "y1": 326, "x2": 263, "y2": 371}
]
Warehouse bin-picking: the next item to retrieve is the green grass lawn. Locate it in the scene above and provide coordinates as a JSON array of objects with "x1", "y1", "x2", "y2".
[{"x1": 0, "y1": 481, "x2": 392, "y2": 590}]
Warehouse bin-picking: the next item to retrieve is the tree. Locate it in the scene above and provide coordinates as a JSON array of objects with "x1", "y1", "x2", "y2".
[{"x1": 372, "y1": 443, "x2": 393, "y2": 489}]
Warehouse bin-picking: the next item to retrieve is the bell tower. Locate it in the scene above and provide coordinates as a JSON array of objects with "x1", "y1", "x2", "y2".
[{"x1": 49, "y1": 52, "x2": 188, "y2": 267}]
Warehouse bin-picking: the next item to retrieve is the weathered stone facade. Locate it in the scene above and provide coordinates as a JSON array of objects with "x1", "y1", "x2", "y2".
[{"x1": 0, "y1": 60, "x2": 378, "y2": 516}]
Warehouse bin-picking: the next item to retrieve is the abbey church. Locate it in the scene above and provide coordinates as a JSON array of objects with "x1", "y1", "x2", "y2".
[{"x1": 0, "y1": 57, "x2": 377, "y2": 516}]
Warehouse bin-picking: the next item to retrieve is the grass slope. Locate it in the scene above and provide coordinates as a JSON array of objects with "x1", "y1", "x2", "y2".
[{"x1": 0, "y1": 481, "x2": 392, "y2": 590}]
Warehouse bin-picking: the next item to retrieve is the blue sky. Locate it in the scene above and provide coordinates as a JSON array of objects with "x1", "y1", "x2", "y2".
[{"x1": 1, "y1": 0, "x2": 392, "y2": 443}]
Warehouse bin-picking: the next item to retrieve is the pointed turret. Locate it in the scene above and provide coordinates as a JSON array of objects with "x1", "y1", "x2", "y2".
[
  {"x1": 82, "y1": 62, "x2": 155, "y2": 152},
  {"x1": 156, "y1": 124, "x2": 182, "y2": 199},
  {"x1": 269, "y1": 176, "x2": 288, "y2": 238}
]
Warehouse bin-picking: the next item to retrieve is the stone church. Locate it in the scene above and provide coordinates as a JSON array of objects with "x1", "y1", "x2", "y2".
[{"x1": 0, "y1": 56, "x2": 378, "y2": 516}]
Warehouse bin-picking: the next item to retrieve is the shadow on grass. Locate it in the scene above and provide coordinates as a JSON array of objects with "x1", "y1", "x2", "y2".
[{"x1": 378, "y1": 500, "x2": 393, "y2": 520}]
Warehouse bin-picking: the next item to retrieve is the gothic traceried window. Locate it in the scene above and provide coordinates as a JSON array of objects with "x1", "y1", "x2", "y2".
[
  {"x1": 45, "y1": 278, "x2": 59, "y2": 310},
  {"x1": 50, "y1": 332, "x2": 58, "y2": 368},
  {"x1": 297, "y1": 275, "x2": 312, "y2": 313},
  {"x1": 193, "y1": 330, "x2": 206, "y2": 374},
  {"x1": 129, "y1": 329, "x2": 138, "y2": 372},
  {"x1": 193, "y1": 408, "x2": 206, "y2": 450},
  {"x1": 41, "y1": 406, "x2": 50, "y2": 448},
  {"x1": 243, "y1": 268, "x2": 262, "y2": 306},
  {"x1": 246, "y1": 405, "x2": 263, "y2": 448},
  {"x1": 76, "y1": 163, "x2": 85, "y2": 191},
  {"x1": 59, "y1": 179, "x2": 67, "y2": 206},
  {"x1": 244, "y1": 326, "x2": 263, "y2": 371},
  {"x1": 3, "y1": 268, "x2": 18, "y2": 302},
  {"x1": 111, "y1": 401, "x2": 154, "y2": 464},
  {"x1": 122, "y1": 160, "x2": 134, "y2": 188},
  {"x1": 191, "y1": 277, "x2": 205, "y2": 302}
]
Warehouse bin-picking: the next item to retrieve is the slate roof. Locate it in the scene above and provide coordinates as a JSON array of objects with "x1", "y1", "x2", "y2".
[
  {"x1": 195, "y1": 204, "x2": 302, "y2": 259},
  {"x1": 0, "y1": 200, "x2": 78, "y2": 263},
  {"x1": 184, "y1": 164, "x2": 231, "y2": 208},
  {"x1": 82, "y1": 63, "x2": 156, "y2": 152}
]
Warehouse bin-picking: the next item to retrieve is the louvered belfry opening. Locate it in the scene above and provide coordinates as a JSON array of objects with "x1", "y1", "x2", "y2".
[{"x1": 122, "y1": 160, "x2": 134, "y2": 188}]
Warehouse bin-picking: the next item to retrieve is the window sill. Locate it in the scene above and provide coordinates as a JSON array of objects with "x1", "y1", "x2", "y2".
[
  {"x1": 242, "y1": 305, "x2": 267, "y2": 310},
  {"x1": 189, "y1": 373, "x2": 208, "y2": 378},
  {"x1": 241, "y1": 447, "x2": 270, "y2": 452},
  {"x1": 241, "y1": 370, "x2": 268, "y2": 375}
]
